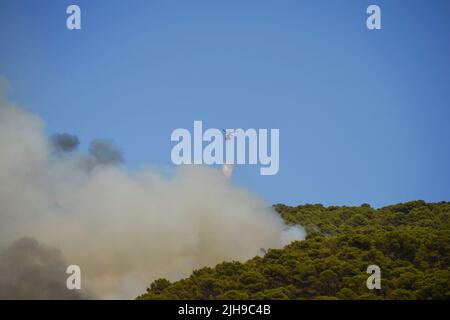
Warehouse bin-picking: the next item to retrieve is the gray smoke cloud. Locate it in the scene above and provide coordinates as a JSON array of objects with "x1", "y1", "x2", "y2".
[
  {"x1": 0, "y1": 84, "x2": 305, "y2": 299},
  {"x1": 88, "y1": 139, "x2": 123, "y2": 165},
  {"x1": 51, "y1": 133, "x2": 80, "y2": 153},
  {"x1": 0, "y1": 237, "x2": 84, "y2": 299},
  {"x1": 74, "y1": 138, "x2": 124, "y2": 172}
]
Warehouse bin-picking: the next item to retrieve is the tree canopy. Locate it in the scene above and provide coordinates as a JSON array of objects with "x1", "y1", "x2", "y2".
[{"x1": 137, "y1": 201, "x2": 450, "y2": 300}]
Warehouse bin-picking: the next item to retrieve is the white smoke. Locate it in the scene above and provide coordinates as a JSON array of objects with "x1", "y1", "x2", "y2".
[
  {"x1": 0, "y1": 84, "x2": 305, "y2": 299},
  {"x1": 222, "y1": 164, "x2": 233, "y2": 179}
]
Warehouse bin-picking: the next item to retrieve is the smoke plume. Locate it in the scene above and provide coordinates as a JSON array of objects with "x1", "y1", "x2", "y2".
[
  {"x1": 0, "y1": 86, "x2": 305, "y2": 299},
  {"x1": 51, "y1": 133, "x2": 80, "y2": 153},
  {"x1": 88, "y1": 139, "x2": 123, "y2": 166},
  {"x1": 0, "y1": 237, "x2": 84, "y2": 299}
]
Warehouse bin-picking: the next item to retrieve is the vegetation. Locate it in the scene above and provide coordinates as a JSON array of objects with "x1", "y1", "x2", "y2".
[{"x1": 137, "y1": 201, "x2": 450, "y2": 300}]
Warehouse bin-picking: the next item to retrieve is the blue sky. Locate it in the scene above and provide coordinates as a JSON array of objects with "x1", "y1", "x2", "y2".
[{"x1": 1, "y1": 0, "x2": 449, "y2": 207}]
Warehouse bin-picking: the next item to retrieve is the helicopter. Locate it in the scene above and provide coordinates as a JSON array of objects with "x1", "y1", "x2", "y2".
[{"x1": 222, "y1": 129, "x2": 234, "y2": 140}]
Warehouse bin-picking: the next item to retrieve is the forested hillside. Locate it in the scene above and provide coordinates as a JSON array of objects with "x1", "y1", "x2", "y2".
[{"x1": 138, "y1": 201, "x2": 450, "y2": 300}]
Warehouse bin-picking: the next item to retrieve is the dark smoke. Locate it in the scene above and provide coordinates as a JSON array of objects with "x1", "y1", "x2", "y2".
[
  {"x1": 51, "y1": 133, "x2": 80, "y2": 153},
  {"x1": 89, "y1": 139, "x2": 124, "y2": 166},
  {"x1": 0, "y1": 237, "x2": 85, "y2": 300}
]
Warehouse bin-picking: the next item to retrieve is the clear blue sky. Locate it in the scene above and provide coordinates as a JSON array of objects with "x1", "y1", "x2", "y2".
[{"x1": 1, "y1": 0, "x2": 449, "y2": 207}]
